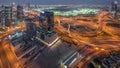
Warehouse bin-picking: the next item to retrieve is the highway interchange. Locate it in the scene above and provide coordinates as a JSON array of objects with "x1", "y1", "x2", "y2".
[{"x1": 0, "y1": 9, "x2": 120, "y2": 68}]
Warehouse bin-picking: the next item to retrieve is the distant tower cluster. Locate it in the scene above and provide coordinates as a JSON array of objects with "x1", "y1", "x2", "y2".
[
  {"x1": 111, "y1": 1, "x2": 118, "y2": 18},
  {"x1": 0, "y1": 4, "x2": 24, "y2": 28},
  {"x1": 12, "y1": 4, "x2": 24, "y2": 22}
]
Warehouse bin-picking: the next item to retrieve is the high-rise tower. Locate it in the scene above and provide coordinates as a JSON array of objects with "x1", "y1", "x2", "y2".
[
  {"x1": 111, "y1": 1, "x2": 118, "y2": 18},
  {"x1": 17, "y1": 5, "x2": 24, "y2": 21},
  {"x1": 3, "y1": 6, "x2": 12, "y2": 27},
  {"x1": 40, "y1": 11, "x2": 54, "y2": 32},
  {"x1": 12, "y1": 3, "x2": 17, "y2": 23}
]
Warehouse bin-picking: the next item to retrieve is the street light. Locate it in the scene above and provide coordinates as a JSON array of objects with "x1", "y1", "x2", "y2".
[
  {"x1": 95, "y1": 47, "x2": 99, "y2": 50},
  {"x1": 101, "y1": 48, "x2": 105, "y2": 51}
]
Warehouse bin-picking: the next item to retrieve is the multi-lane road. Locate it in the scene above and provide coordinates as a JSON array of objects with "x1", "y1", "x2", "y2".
[
  {"x1": 0, "y1": 37, "x2": 19, "y2": 68},
  {"x1": 54, "y1": 15, "x2": 120, "y2": 68},
  {"x1": 30, "y1": 10, "x2": 120, "y2": 68}
]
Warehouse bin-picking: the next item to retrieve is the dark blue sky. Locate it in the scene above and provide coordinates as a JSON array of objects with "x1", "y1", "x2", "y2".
[{"x1": 0, "y1": 0, "x2": 120, "y2": 5}]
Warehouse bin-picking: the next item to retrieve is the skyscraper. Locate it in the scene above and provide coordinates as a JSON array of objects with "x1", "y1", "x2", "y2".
[
  {"x1": 3, "y1": 6, "x2": 12, "y2": 27},
  {"x1": 111, "y1": 1, "x2": 118, "y2": 11},
  {"x1": 111, "y1": 1, "x2": 118, "y2": 18},
  {"x1": 40, "y1": 11, "x2": 54, "y2": 32},
  {"x1": 27, "y1": 22, "x2": 36, "y2": 36},
  {"x1": 0, "y1": 5, "x2": 5, "y2": 27},
  {"x1": 0, "y1": 10, "x2": 2, "y2": 27},
  {"x1": 12, "y1": 3, "x2": 17, "y2": 22},
  {"x1": 17, "y1": 5, "x2": 24, "y2": 21}
]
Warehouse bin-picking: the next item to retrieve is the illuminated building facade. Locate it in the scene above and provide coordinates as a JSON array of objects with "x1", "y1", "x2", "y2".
[
  {"x1": 0, "y1": 10, "x2": 3, "y2": 27},
  {"x1": 40, "y1": 11, "x2": 54, "y2": 32},
  {"x1": 36, "y1": 11, "x2": 59, "y2": 46},
  {"x1": 17, "y1": 5, "x2": 24, "y2": 21},
  {"x1": 111, "y1": 1, "x2": 118, "y2": 18},
  {"x1": 12, "y1": 3, "x2": 17, "y2": 23},
  {"x1": 27, "y1": 22, "x2": 36, "y2": 36},
  {"x1": 3, "y1": 6, "x2": 12, "y2": 27},
  {"x1": 0, "y1": 5, "x2": 5, "y2": 27}
]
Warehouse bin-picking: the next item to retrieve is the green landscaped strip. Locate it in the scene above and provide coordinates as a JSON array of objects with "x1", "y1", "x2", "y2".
[{"x1": 33, "y1": 7, "x2": 101, "y2": 16}]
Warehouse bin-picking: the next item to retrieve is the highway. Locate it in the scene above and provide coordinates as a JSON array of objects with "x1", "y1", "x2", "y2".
[
  {"x1": 0, "y1": 44, "x2": 11, "y2": 68},
  {"x1": 0, "y1": 22, "x2": 26, "y2": 40},
  {"x1": 54, "y1": 15, "x2": 120, "y2": 68},
  {"x1": 0, "y1": 38, "x2": 19, "y2": 68}
]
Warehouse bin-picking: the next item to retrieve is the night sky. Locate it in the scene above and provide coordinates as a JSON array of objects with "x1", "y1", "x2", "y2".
[{"x1": 0, "y1": 0, "x2": 120, "y2": 5}]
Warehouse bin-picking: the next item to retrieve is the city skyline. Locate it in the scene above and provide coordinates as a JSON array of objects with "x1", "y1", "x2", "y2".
[
  {"x1": 0, "y1": 0, "x2": 120, "y2": 68},
  {"x1": 0, "y1": 0, "x2": 120, "y2": 5}
]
